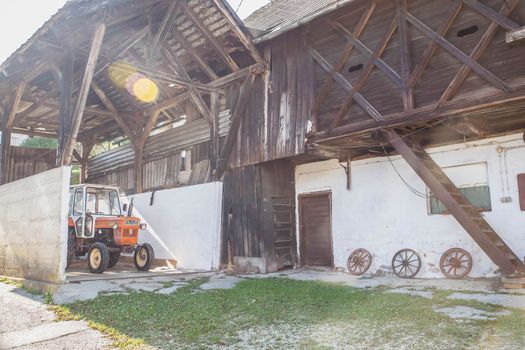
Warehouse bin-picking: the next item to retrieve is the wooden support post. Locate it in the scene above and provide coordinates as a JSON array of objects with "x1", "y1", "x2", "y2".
[
  {"x1": 210, "y1": 92, "x2": 220, "y2": 170},
  {"x1": 213, "y1": 74, "x2": 255, "y2": 180},
  {"x1": 80, "y1": 141, "x2": 95, "y2": 184},
  {"x1": 0, "y1": 110, "x2": 11, "y2": 185},
  {"x1": 134, "y1": 146, "x2": 144, "y2": 194},
  {"x1": 59, "y1": 22, "x2": 106, "y2": 166},
  {"x1": 57, "y1": 51, "x2": 75, "y2": 166}
]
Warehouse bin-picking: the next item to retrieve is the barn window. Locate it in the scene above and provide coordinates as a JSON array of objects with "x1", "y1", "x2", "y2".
[
  {"x1": 348, "y1": 63, "x2": 363, "y2": 73},
  {"x1": 428, "y1": 162, "x2": 492, "y2": 215},
  {"x1": 457, "y1": 25, "x2": 479, "y2": 38}
]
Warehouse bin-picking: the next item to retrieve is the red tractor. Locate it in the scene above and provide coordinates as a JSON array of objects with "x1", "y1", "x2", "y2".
[{"x1": 68, "y1": 184, "x2": 154, "y2": 274}]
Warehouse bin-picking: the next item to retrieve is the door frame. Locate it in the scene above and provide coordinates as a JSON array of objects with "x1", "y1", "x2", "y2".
[{"x1": 298, "y1": 191, "x2": 333, "y2": 268}]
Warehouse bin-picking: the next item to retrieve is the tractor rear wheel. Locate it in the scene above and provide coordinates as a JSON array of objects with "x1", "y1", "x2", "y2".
[
  {"x1": 108, "y1": 251, "x2": 121, "y2": 269},
  {"x1": 88, "y1": 243, "x2": 110, "y2": 274},
  {"x1": 134, "y1": 243, "x2": 155, "y2": 271}
]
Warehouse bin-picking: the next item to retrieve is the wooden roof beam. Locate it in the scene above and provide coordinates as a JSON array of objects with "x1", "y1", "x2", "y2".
[
  {"x1": 162, "y1": 45, "x2": 213, "y2": 122},
  {"x1": 310, "y1": 2, "x2": 376, "y2": 120},
  {"x1": 437, "y1": 0, "x2": 519, "y2": 106},
  {"x1": 179, "y1": 0, "x2": 240, "y2": 72},
  {"x1": 462, "y1": 0, "x2": 520, "y2": 32},
  {"x1": 170, "y1": 28, "x2": 218, "y2": 80},
  {"x1": 210, "y1": 0, "x2": 265, "y2": 65},
  {"x1": 507, "y1": 26, "x2": 525, "y2": 44},
  {"x1": 151, "y1": 1, "x2": 182, "y2": 51},
  {"x1": 308, "y1": 47, "x2": 384, "y2": 122},
  {"x1": 403, "y1": 10, "x2": 512, "y2": 93}
]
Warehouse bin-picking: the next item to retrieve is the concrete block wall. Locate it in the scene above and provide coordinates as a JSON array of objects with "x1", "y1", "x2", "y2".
[
  {"x1": 0, "y1": 167, "x2": 70, "y2": 284},
  {"x1": 128, "y1": 182, "x2": 223, "y2": 271},
  {"x1": 295, "y1": 134, "x2": 525, "y2": 278}
]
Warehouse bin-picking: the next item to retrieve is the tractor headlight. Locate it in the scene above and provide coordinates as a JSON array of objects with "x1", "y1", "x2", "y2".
[
  {"x1": 112, "y1": 223, "x2": 119, "y2": 230},
  {"x1": 84, "y1": 215, "x2": 94, "y2": 237},
  {"x1": 140, "y1": 223, "x2": 147, "y2": 230}
]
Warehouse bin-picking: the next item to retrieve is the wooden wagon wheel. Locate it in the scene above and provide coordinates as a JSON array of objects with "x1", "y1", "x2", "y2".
[
  {"x1": 347, "y1": 249, "x2": 372, "y2": 275},
  {"x1": 440, "y1": 248, "x2": 473, "y2": 279},
  {"x1": 392, "y1": 249, "x2": 421, "y2": 279}
]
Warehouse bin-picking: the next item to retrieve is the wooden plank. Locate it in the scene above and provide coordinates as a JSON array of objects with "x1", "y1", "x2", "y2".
[
  {"x1": 151, "y1": 1, "x2": 182, "y2": 50},
  {"x1": 308, "y1": 47, "x2": 384, "y2": 122},
  {"x1": 214, "y1": 73, "x2": 255, "y2": 179},
  {"x1": 310, "y1": 3, "x2": 376, "y2": 121},
  {"x1": 210, "y1": 0, "x2": 265, "y2": 64},
  {"x1": 329, "y1": 20, "x2": 396, "y2": 129},
  {"x1": 0, "y1": 113, "x2": 11, "y2": 185},
  {"x1": 60, "y1": 22, "x2": 106, "y2": 166},
  {"x1": 57, "y1": 51, "x2": 74, "y2": 165},
  {"x1": 408, "y1": 2, "x2": 463, "y2": 89},
  {"x1": 403, "y1": 10, "x2": 512, "y2": 93},
  {"x1": 162, "y1": 45, "x2": 213, "y2": 122},
  {"x1": 180, "y1": 1, "x2": 239, "y2": 72},
  {"x1": 170, "y1": 28, "x2": 218, "y2": 80},
  {"x1": 210, "y1": 92, "x2": 220, "y2": 169},
  {"x1": 396, "y1": 0, "x2": 413, "y2": 111},
  {"x1": 507, "y1": 26, "x2": 525, "y2": 43},
  {"x1": 331, "y1": 21, "x2": 403, "y2": 88},
  {"x1": 438, "y1": 0, "x2": 519, "y2": 105}
]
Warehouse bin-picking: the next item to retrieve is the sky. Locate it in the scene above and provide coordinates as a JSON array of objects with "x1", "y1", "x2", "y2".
[{"x1": 0, "y1": 0, "x2": 270, "y2": 64}]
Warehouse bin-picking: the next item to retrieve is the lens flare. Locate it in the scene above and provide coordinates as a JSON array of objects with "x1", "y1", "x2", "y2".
[
  {"x1": 108, "y1": 61, "x2": 159, "y2": 103},
  {"x1": 133, "y1": 78, "x2": 159, "y2": 103}
]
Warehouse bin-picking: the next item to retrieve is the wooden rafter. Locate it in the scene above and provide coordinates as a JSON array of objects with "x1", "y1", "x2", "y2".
[
  {"x1": 91, "y1": 81, "x2": 139, "y2": 145},
  {"x1": 162, "y1": 45, "x2": 213, "y2": 122},
  {"x1": 403, "y1": 10, "x2": 512, "y2": 93},
  {"x1": 151, "y1": 1, "x2": 182, "y2": 51},
  {"x1": 331, "y1": 21, "x2": 402, "y2": 88},
  {"x1": 179, "y1": 0, "x2": 240, "y2": 72},
  {"x1": 407, "y1": 1, "x2": 463, "y2": 89},
  {"x1": 329, "y1": 19, "x2": 397, "y2": 129},
  {"x1": 437, "y1": 0, "x2": 519, "y2": 106},
  {"x1": 60, "y1": 22, "x2": 106, "y2": 166},
  {"x1": 309, "y1": 46, "x2": 383, "y2": 123},
  {"x1": 170, "y1": 27, "x2": 218, "y2": 80},
  {"x1": 462, "y1": 0, "x2": 520, "y2": 31},
  {"x1": 396, "y1": 0, "x2": 413, "y2": 111},
  {"x1": 310, "y1": 3, "x2": 376, "y2": 121},
  {"x1": 5, "y1": 81, "x2": 27, "y2": 129},
  {"x1": 210, "y1": 0, "x2": 265, "y2": 64}
]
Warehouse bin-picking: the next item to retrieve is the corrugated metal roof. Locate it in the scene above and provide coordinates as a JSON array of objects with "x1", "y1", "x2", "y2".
[{"x1": 244, "y1": 0, "x2": 355, "y2": 43}]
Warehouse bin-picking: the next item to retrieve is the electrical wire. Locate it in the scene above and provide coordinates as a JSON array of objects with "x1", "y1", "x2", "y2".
[
  {"x1": 236, "y1": 0, "x2": 245, "y2": 13},
  {"x1": 381, "y1": 144, "x2": 429, "y2": 199}
]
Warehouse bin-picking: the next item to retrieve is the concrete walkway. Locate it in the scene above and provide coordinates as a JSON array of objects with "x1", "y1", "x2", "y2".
[{"x1": 0, "y1": 283, "x2": 111, "y2": 350}]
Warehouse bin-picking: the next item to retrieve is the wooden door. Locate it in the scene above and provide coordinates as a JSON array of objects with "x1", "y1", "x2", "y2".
[{"x1": 299, "y1": 192, "x2": 333, "y2": 267}]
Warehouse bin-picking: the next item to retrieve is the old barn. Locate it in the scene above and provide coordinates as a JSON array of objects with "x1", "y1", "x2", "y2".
[{"x1": 1, "y1": 0, "x2": 525, "y2": 286}]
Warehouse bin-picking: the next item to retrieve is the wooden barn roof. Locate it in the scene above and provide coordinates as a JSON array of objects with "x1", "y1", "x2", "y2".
[
  {"x1": 0, "y1": 0, "x2": 263, "y2": 144},
  {"x1": 244, "y1": 0, "x2": 356, "y2": 42}
]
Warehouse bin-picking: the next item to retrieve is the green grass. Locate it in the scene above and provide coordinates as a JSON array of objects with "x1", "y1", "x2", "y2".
[{"x1": 53, "y1": 278, "x2": 525, "y2": 350}]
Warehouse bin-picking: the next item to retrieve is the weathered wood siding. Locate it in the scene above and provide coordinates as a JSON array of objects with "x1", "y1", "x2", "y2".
[
  {"x1": 221, "y1": 159, "x2": 296, "y2": 270},
  {"x1": 87, "y1": 112, "x2": 230, "y2": 193},
  {"x1": 6, "y1": 147, "x2": 55, "y2": 183},
  {"x1": 228, "y1": 29, "x2": 314, "y2": 167}
]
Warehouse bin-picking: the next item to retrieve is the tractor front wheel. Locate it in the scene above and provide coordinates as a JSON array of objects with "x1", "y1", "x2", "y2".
[
  {"x1": 134, "y1": 243, "x2": 155, "y2": 271},
  {"x1": 66, "y1": 233, "x2": 76, "y2": 270},
  {"x1": 108, "y1": 251, "x2": 121, "y2": 269},
  {"x1": 88, "y1": 243, "x2": 110, "y2": 274}
]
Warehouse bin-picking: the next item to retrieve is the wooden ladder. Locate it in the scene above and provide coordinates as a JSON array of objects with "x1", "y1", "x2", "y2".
[{"x1": 386, "y1": 129, "x2": 525, "y2": 277}]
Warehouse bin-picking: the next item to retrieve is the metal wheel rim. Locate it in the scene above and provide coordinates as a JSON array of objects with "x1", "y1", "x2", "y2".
[
  {"x1": 90, "y1": 249, "x2": 102, "y2": 269},
  {"x1": 440, "y1": 248, "x2": 473, "y2": 279},
  {"x1": 136, "y1": 247, "x2": 148, "y2": 267},
  {"x1": 347, "y1": 249, "x2": 372, "y2": 275},
  {"x1": 392, "y1": 249, "x2": 421, "y2": 279}
]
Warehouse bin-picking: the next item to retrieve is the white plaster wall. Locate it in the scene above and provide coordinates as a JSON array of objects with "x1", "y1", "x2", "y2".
[
  {"x1": 0, "y1": 167, "x2": 70, "y2": 283},
  {"x1": 128, "y1": 182, "x2": 223, "y2": 270},
  {"x1": 295, "y1": 134, "x2": 525, "y2": 278}
]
